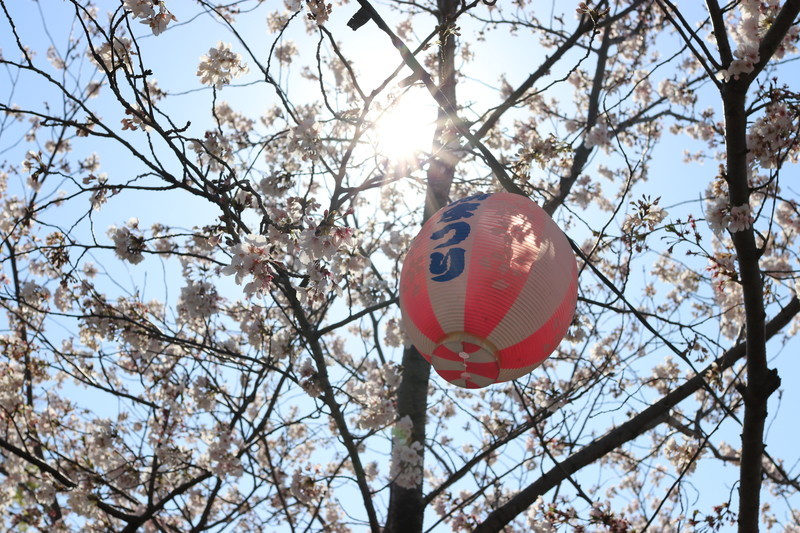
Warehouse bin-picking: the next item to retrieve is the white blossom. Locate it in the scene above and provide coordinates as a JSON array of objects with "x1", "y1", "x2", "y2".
[
  {"x1": 107, "y1": 218, "x2": 146, "y2": 264},
  {"x1": 747, "y1": 103, "x2": 798, "y2": 168},
  {"x1": 584, "y1": 124, "x2": 611, "y2": 148},
  {"x1": 124, "y1": 1, "x2": 176, "y2": 35},
  {"x1": 123, "y1": 0, "x2": 155, "y2": 19},
  {"x1": 291, "y1": 469, "x2": 326, "y2": 504},
  {"x1": 274, "y1": 41, "x2": 298, "y2": 64},
  {"x1": 305, "y1": 0, "x2": 332, "y2": 25},
  {"x1": 728, "y1": 203, "x2": 752, "y2": 233},
  {"x1": 663, "y1": 436, "x2": 705, "y2": 474},
  {"x1": 197, "y1": 42, "x2": 248, "y2": 88},
  {"x1": 389, "y1": 416, "x2": 423, "y2": 489},
  {"x1": 177, "y1": 280, "x2": 219, "y2": 326},
  {"x1": 717, "y1": 1, "x2": 761, "y2": 81},
  {"x1": 222, "y1": 234, "x2": 275, "y2": 295},
  {"x1": 91, "y1": 37, "x2": 133, "y2": 71}
]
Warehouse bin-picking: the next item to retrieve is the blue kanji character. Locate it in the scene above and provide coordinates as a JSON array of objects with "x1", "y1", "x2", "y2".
[
  {"x1": 430, "y1": 247, "x2": 466, "y2": 282},
  {"x1": 430, "y1": 221, "x2": 471, "y2": 249},
  {"x1": 440, "y1": 202, "x2": 479, "y2": 222}
]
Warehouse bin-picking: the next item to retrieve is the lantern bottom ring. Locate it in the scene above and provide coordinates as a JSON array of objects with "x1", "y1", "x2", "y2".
[
  {"x1": 435, "y1": 332, "x2": 498, "y2": 358},
  {"x1": 431, "y1": 332, "x2": 501, "y2": 386}
]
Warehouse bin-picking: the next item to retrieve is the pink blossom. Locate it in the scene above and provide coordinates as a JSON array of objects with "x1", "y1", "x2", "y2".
[
  {"x1": 222, "y1": 234, "x2": 275, "y2": 295},
  {"x1": 146, "y1": 11, "x2": 177, "y2": 36},
  {"x1": 107, "y1": 219, "x2": 146, "y2": 264},
  {"x1": 728, "y1": 203, "x2": 752, "y2": 232},
  {"x1": 123, "y1": 0, "x2": 155, "y2": 19},
  {"x1": 197, "y1": 42, "x2": 248, "y2": 88}
]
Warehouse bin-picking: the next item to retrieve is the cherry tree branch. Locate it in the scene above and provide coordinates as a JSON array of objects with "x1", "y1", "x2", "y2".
[
  {"x1": 472, "y1": 297, "x2": 800, "y2": 532},
  {"x1": 704, "y1": 0, "x2": 734, "y2": 66},
  {"x1": 543, "y1": 24, "x2": 612, "y2": 214},
  {"x1": 276, "y1": 274, "x2": 382, "y2": 533},
  {"x1": 657, "y1": 0, "x2": 725, "y2": 71},
  {"x1": 471, "y1": 0, "x2": 649, "y2": 143}
]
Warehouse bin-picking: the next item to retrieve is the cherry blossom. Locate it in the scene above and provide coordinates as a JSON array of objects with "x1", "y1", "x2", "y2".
[
  {"x1": 124, "y1": 0, "x2": 156, "y2": 19},
  {"x1": 728, "y1": 203, "x2": 753, "y2": 233},
  {"x1": 305, "y1": 0, "x2": 332, "y2": 26},
  {"x1": 222, "y1": 234, "x2": 275, "y2": 295},
  {"x1": 123, "y1": 0, "x2": 177, "y2": 35},
  {"x1": 108, "y1": 218, "x2": 146, "y2": 264},
  {"x1": 390, "y1": 416, "x2": 423, "y2": 489},
  {"x1": 197, "y1": 42, "x2": 249, "y2": 88}
]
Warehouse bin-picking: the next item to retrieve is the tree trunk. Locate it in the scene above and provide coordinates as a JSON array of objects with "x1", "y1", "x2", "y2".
[
  {"x1": 722, "y1": 83, "x2": 773, "y2": 533},
  {"x1": 385, "y1": 1, "x2": 459, "y2": 531}
]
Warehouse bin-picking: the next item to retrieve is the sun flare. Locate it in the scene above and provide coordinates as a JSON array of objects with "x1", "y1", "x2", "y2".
[{"x1": 374, "y1": 90, "x2": 436, "y2": 163}]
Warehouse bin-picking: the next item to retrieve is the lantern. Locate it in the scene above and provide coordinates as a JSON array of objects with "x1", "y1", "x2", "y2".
[{"x1": 399, "y1": 192, "x2": 578, "y2": 388}]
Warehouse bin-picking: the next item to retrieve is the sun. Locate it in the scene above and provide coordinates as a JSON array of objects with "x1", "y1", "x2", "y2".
[{"x1": 373, "y1": 89, "x2": 437, "y2": 164}]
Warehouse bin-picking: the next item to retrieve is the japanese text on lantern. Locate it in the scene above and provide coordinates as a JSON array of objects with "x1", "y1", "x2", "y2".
[{"x1": 428, "y1": 193, "x2": 491, "y2": 282}]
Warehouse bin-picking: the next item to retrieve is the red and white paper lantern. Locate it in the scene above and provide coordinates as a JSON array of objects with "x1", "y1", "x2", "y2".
[{"x1": 399, "y1": 192, "x2": 578, "y2": 388}]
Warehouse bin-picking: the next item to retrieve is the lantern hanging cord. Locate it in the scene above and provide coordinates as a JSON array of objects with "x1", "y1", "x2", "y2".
[
  {"x1": 351, "y1": 0, "x2": 527, "y2": 197},
  {"x1": 458, "y1": 351, "x2": 470, "y2": 380}
]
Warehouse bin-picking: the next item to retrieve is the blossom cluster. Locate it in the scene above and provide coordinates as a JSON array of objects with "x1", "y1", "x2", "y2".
[
  {"x1": 657, "y1": 78, "x2": 696, "y2": 107},
  {"x1": 107, "y1": 218, "x2": 146, "y2": 264},
  {"x1": 297, "y1": 357, "x2": 322, "y2": 397},
  {"x1": 271, "y1": 0, "x2": 333, "y2": 34},
  {"x1": 304, "y1": 0, "x2": 332, "y2": 26},
  {"x1": 621, "y1": 195, "x2": 667, "y2": 250},
  {"x1": 275, "y1": 41, "x2": 298, "y2": 65},
  {"x1": 513, "y1": 133, "x2": 573, "y2": 176},
  {"x1": 197, "y1": 42, "x2": 249, "y2": 88},
  {"x1": 297, "y1": 222, "x2": 354, "y2": 267},
  {"x1": 286, "y1": 117, "x2": 320, "y2": 161},
  {"x1": 663, "y1": 436, "x2": 705, "y2": 475},
  {"x1": 715, "y1": 1, "x2": 800, "y2": 81},
  {"x1": 90, "y1": 36, "x2": 133, "y2": 71},
  {"x1": 177, "y1": 280, "x2": 219, "y2": 329},
  {"x1": 584, "y1": 123, "x2": 611, "y2": 149},
  {"x1": 290, "y1": 467, "x2": 327, "y2": 505},
  {"x1": 383, "y1": 317, "x2": 406, "y2": 347},
  {"x1": 717, "y1": 0, "x2": 760, "y2": 81},
  {"x1": 747, "y1": 102, "x2": 799, "y2": 169},
  {"x1": 191, "y1": 130, "x2": 234, "y2": 173},
  {"x1": 202, "y1": 424, "x2": 244, "y2": 477},
  {"x1": 222, "y1": 234, "x2": 276, "y2": 295},
  {"x1": 346, "y1": 362, "x2": 401, "y2": 431},
  {"x1": 389, "y1": 416, "x2": 423, "y2": 489},
  {"x1": 706, "y1": 198, "x2": 752, "y2": 234},
  {"x1": 704, "y1": 174, "x2": 753, "y2": 235},
  {"x1": 123, "y1": 0, "x2": 176, "y2": 36}
]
